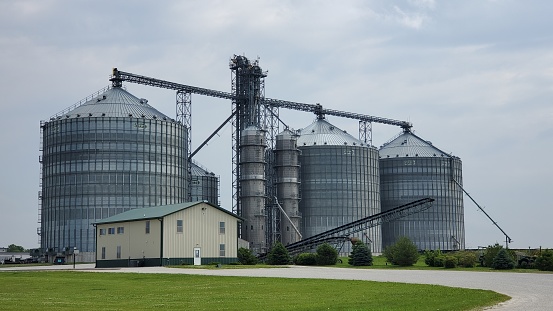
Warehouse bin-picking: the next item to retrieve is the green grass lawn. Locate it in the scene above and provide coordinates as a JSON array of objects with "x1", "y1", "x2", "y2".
[{"x1": 0, "y1": 271, "x2": 508, "y2": 310}]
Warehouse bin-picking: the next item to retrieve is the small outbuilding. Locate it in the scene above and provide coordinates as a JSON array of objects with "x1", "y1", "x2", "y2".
[{"x1": 94, "y1": 201, "x2": 243, "y2": 268}]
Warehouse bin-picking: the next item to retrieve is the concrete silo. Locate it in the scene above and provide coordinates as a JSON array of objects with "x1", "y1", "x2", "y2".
[
  {"x1": 298, "y1": 119, "x2": 381, "y2": 254},
  {"x1": 239, "y1": 126, "x2": 267, "y2": 253},
  {"x1": 40, "y1": 85, "x2": 188, "y2": 261},
  {"x1": 274, "y1": 129, "x2": 301, "y2": 245},
  {"x1": 379, "y1": 130, "x2": 464, "y2": 251},
  {"x1": 190, "y1": 161, "x2": 219, "y2": 206}
]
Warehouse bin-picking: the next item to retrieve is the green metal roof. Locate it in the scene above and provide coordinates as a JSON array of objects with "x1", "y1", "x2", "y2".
[{"x1": 94, "y1": 201, "x2": 242, "y2": 225}]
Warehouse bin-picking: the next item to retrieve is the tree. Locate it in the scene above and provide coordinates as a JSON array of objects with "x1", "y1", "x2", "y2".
[
  {"x1": 267, "y1": 242, "x2": 291, "y2": 265},
  {"x1": 491, "y1": 248, "x2": 515, "y2": 270},
  {"x1": 535, "y1": 249, "x2": 553, "y2": 271},
  {"x1": 237, "y1": 247, "x2": 258, "y2": 265},
  {"x1": 348, "y1": 241, "x2": 373, "y2": 266},
  {"x1": 316, "y1": 243, "x2": 338, "y2": 266},
  {"x1": 7, "y1": 244, "x2": 25, "y2": 252},
  {"x1": 383, "y1": 236, "x2": 419, "y2": 266}
]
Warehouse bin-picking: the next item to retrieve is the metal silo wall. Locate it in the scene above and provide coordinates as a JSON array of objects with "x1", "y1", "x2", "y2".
[
  {"x1": 380, "y1": 157, "x2": 464, "y2": 251},
  {"x1": 40, "y1": 117, "x2": 188, "y2": 257},
  {"x1": 299, "y1": 145, "x2": 381, "y2": 254},
  {"x1": 239, "y1": 127, "x2": 267, "y2": 253},
  {"x1": 275, "y1": 131, "x2": 301, "y2": 245},
  {"x1": 191, "y1": 172, "x2": 219, "y2": 206}
]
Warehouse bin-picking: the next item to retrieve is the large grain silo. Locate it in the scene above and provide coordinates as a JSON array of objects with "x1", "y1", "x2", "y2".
[
  {"x1": 274, "y1": 129, "x2": 301, "y2": 245},
  {"x1": 40, "y1": 85, "x2": 188, "y2": 261},
  {"x1": 379, "y1": 130, "x2": 464, "y2": 251},
  {"x1": 298, "y1": 119, "x2": 381, "y2": 254},
  {"x1": 190, "y1": 161, "x2": 219, "y2": 206},
  {"x1": 239, "y1": 126, "x2": 267, "y2": 253}
]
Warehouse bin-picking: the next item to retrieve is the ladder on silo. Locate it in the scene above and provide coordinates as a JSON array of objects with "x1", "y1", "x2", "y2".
[{"x1": 258, "y1": 197, "x2": 435, "y2": 260}]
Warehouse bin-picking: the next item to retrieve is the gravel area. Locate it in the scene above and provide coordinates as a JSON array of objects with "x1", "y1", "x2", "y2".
[{"x1": 3, "y1": 264, "x2": 552, "y2": 310}]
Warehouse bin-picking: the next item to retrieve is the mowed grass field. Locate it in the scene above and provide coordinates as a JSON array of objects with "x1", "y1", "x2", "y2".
[{"x1": 0, "y1": 271, "x2": 508, "y2": 310}]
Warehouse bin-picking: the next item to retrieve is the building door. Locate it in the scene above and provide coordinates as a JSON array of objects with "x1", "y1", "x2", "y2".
[{"x1": 193, "y1": 247, "x2": 201, "y2": 265}]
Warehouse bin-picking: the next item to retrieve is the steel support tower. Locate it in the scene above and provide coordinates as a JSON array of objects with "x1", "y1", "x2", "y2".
[{"x1": 108, "y1": 59, "x2": 413, "y2": 250}]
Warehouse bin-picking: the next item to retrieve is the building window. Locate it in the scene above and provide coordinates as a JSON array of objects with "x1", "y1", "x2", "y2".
[
  {"x1": 116, "y1": 246, "x2": 121, "y2": 259},
  {"x1": 108, "y1": 227, "x2": 115, "y2": 235},
  {"x1": 145, "y1": 220, "x2": 150, "y2": 234},
  {"x1": 99, "y1": 228, "x2": 106, "y2": 236},
  {"x1": 101, "y1": 247, "x2": 106, "y2": 259},
  {"x1": 117, "y1": 227, "x2": 124, "y2": 234},
  {"x1": 219, "y1": 222, "x2": 225, "y2": 234},
  {"x1": 177, "y1": 219, "x2": 183, "y2": 233},
  {"x1": 219, "y1": 244, "x2": 225, "y2": 257}
]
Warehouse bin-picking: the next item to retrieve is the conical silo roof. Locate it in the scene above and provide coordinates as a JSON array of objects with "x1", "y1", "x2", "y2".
[
  {"x1": 379, "y1": 131, "x2": 451, "y2": 158},
  {"x1": 191, "y1": 161, "x2": 216, "y2": 177},
  {"x1": 297, "y1": 119, "x2": 365, "y2": 147},
  {"x1": 61, "y1": 86, "x2": 171, "y2": 120}
]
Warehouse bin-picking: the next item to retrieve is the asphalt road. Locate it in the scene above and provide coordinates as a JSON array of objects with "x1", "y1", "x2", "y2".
[{"x1": 3, "y1": 264, "x2": 552, "y2": 310}]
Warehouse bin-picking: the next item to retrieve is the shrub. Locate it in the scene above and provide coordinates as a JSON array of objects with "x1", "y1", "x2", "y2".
[
  {"x1": 348, "y1": 241, "x2": 373, "y2": 266},
  {"x1": 237, "y1": 247, "x2": 258, "y2": 265},
  {"x1": 383, "y1": 237, "x2": 419, "y2": 266},
  {"x1": 535, "y1": 249, "x2": 553, "y2": 271},
  {"x1": 491, "y1": 248, "x2": 515, "y2": 270},
  {"x1": 316, "y1": 243, "x2": 338, "y2": 266},
  {"x1": 433, "y1": 255, "x2": 445, "y2": 267},
  {"x1": 483, "y1": 244, "x2": 503, "y2": 267},
  {"x1": 455, "y1": 251, "x2": 477, "y2": 268},
  {"x1": 267, "y1": 242, "x2": 291, "y2": 265},
  {"x1": 294, "y1": 253, "x2": 317, "y2": 266},
  {"x1": 424, "y1": 249, "x2": 443, "y2": 267},
  {"x1": 444, "y1": 256, "x2": 458, "y2": 268}
]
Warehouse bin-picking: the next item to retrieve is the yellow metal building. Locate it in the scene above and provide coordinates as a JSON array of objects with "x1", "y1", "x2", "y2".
[{"x1": 94, "y1": 201, "x2": 242, "y2": 268}]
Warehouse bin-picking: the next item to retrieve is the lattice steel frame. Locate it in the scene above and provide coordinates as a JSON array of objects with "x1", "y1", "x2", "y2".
[
  {"x1": 359, "y1": 120, "x2": 373, "y2": 146},
  {"x1": 176, "y1": 90, "x2": 192, "y2": 202}
]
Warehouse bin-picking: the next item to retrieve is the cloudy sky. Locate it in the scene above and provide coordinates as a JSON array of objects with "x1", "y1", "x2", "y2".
[{"x1": 1, "y1": 0, "x2": 551, "y2": 250}]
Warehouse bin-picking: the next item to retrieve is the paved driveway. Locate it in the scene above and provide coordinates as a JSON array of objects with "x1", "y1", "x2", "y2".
[{"x1": 3, "y1": 264, "x2": 552, "y2": 310}]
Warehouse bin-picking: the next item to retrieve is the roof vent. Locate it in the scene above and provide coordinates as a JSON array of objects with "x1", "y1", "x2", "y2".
[
  {"x1": 128, "y1": 114, "x2": 133, "y2": 117},
  {"x1": 76, "y1": 114, "x2": 80, "y2": 117},
  {"x1": 353, "y1": 142, "x2": 356, "y2": 146},
  {"x1": 152, "y1": 115, "x2": 157, "y2": 119},
  {"x1": 88, "y1": 113, "x2": 92, "y2": 117},
  {"x1": 344, "y1": 142, "x2": 348, "y2": 145},
  {"x1": 396, "y1": 154, "x2": 399, "y2": 157},
  {"x1": 387, "y1": 155, "x2": 390, "y2": 158},
  {"x1": 329, "y1": 126, "x2": 334, "y2": 130},
  {"x1": 97, "y1": 98, "x2": 101, "y2": 102},
  {"x1": 141, "y1": 114, "x2": 145, "y2": 118},
  {"x1": 103, "y1": 95, "x2": 107, "y2": 100},
  {"x1": 101, "y1": 113, "x2": 106, "y2": 117},
  {"x1": 65, "y1": 115, "x2": 69, "y2": 118},
  {"x1": 313, "y1": 142, "x2": 316, "y2": 145},
  {"x1": 311, "y1": 129, "x2": 315, "y2": 133},
  {"x1": 324, "y1": 142, "x2": 327, "y2": 145},
  {"x1": 406, "y1": 154, "x2": 408, "y2": 157},
  {"x1": 415, "y1": 154, "x2": 418, "y2": 157}
]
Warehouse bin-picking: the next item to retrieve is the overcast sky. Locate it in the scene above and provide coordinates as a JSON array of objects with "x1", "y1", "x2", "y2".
[{"x1": 1, "y1": 0, "x2": 551, "y2": 250}]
